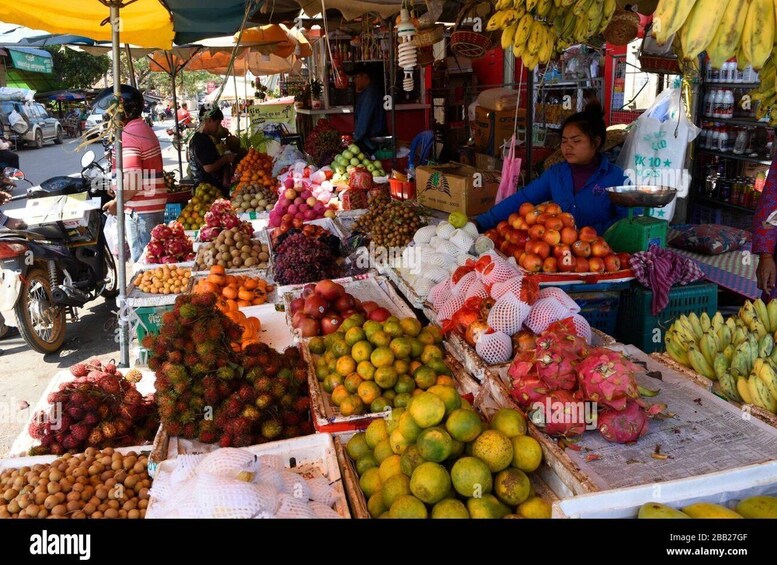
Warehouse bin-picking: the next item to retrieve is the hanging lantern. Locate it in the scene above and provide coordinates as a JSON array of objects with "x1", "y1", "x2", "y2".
[{"x1": 397, "y1": 8, "x2": 417, "y2": 92}]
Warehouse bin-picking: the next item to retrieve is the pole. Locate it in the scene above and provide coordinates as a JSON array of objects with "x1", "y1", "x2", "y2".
[
  {"x1": 526, "y1": 66, "x2": 534, "y2": 182},
  {"x1": 110, "y1": 3, "x2": 129, "y2": 368},
  {"x1": 125, "y1": 44, "x2": 137, "y2": 89},
  {"x1": 170, "y1": 55, "x2": 183, "y2": 178},
  {"x1": 234, "y1": 72, "x2": 241, "y2": 138},
  {"x1": 389, "y1": 18, "x2": 396, "y2": 170}
]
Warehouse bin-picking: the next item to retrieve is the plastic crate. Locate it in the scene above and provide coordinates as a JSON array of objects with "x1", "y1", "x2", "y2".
[
  {"x1": 134, "y1": 304, "x2": 174, "y2": 343},
  {"x1": 388, "y1": 178, "x2": 416, "y2": 200},
  {"x1": 617, "y1": 281, "x2": 718, "y2": 353},
  {"x1": 604, "y1": 216, "x2": 668, "y2": 253},
  {"x1": 164, "y1": 203, "x2": 182, "y2": 223},
  {"x1": 566, "y1": 290, "x2": 621, "y2": 337}
]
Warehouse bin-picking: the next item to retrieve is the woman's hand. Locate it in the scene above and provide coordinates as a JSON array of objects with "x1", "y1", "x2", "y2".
[
  {"x1": 102, "y1": 199, "x2": 117, "y2": 216},
  {"x1": 757, "y1": 254, "x2": 777, "y2": 294}
]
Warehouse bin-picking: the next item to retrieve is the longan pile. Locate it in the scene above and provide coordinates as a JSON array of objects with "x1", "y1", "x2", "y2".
[
  {"x1": 198, "y1": 227, "x2": 270, "y2": 270},
  {"x1": 353, "y1": 195, "x2": 426, "y2": 249},
  {"x1": 133, "y1": 265, "x2": 191, "y2": 294},
  {"x1": 0, "y1": 448, "x2": 151, "y2": 519}
]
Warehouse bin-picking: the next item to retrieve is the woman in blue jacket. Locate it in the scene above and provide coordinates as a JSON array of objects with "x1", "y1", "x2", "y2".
[{"x1": 476, "y1": 102, "x2": 629, "y2": 234}]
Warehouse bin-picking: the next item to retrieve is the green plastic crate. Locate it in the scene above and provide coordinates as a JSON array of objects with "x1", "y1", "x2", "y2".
[
  {"x1": 617, "y1": 282, "x2": 718, "y2": 353},
  {"x1": 567, "y1": 290, "x2": 622, "y2": 337},
  {"x1": 604, "y1": 216, "x2": 667, "y2": 253},
  {"x1": 133, "y1": 304, "x2": 174, "y2": 343}
]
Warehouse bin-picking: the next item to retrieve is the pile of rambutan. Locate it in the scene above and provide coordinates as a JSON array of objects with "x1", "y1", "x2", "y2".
[
  {"x1": 144, "y1": 293, "x2": 312, "y2": 447},
  {"x1": 28, "y1": 358, "x2": 158, "y2": 456}
]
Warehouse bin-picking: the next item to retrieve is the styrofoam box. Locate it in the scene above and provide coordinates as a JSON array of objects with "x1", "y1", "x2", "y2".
[
  {"x1": 8, "y1": 368, "x2": 157, "y2": 458},
  {"x1": 553, "y1": 461, "x2": 777, "y2": 519},
  {"x1": 147, "y1": 433, "x2": 350, "y2": 518},
  {"x1": 238, "y1": 304, "x2": 295, "y2": 352}
]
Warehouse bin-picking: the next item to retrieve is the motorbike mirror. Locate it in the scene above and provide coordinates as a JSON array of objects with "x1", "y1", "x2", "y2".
[
  {"x1": 2, "y1": 167, "x2": 24, "y2": 181},
  {"x1": 81, "y1": 151, "x2": 96, "y2": 169}
]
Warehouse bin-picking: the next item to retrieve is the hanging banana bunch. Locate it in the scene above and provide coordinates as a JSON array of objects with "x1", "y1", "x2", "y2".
[{"x1": 487, "y1": 0, "x2": 616, "y2": 70}]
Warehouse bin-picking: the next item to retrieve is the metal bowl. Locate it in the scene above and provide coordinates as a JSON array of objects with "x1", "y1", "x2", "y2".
[{"x1": 605, "y1": 185, "x2": 677, "y2": 208}]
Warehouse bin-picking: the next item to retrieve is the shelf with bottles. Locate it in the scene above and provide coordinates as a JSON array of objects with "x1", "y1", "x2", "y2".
[
  {"x1": 696, "y1": 157, "x2": 767, "y2": 212},
  {"x1": 703, "y1": 57, "x2": 761, "y2": 87},
  {"x1": 698, "y1": 148, "x2": 771, "y2": 166}
]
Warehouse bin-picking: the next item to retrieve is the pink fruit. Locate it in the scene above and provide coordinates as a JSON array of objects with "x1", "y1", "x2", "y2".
[
  {"x1": 597, "y1": 401, "x2": 649, "y2": 443},
  {"x1": 284, "y1": 188, "x2": 297, "y2": 200},
  {"x1": 283, "y1": 178, "x2": 294, "y2": 189},
  {"x1": 146, "y1": 240, "x2": 165, "y2": 258},
  {"x1": 304, "y1": 210, "x2": 317, "y2": 221},
  {"x1": 529, "y1": 390, "x2": 586, "y2": 438},
  {"x1": 288, "y1": 204, "x2": 298, "y2": 215},
  {"x1": 534, "y1": 351, "x2": 578, "y2": 391},
  {"x1": 301, "y1": 190, "x2": 312, "y2": 199},
  {"x1": 297, "y1": 316, "x2": 320, "y2": 337},
  {"x1": 577, "y1": 348, "x2": 640, "y2": 410},
  {"x1": 369, "y1": 307, "x2": 391, "y2": 322},
  {"x1": 294, "y1": 197, "x2": 304, "y2": 206},
  {"x1": 290, "y1": 297, "x2": 305, "y2": 315},
  {"x1": 150, "y1": 224, "x2": 172, "y2": 241},
  {"x1": 511, "y1": 375, "x2": 550, "y2": 409},
  {"x1": 306, "y1": 197, "x2": 317, "y2": 208},
  {"x1": 315, "y1": 280, "x2": 345, "y2": 301},
  {"x1": 298, "y1": 203, "x2": 309, "y2": 213}
]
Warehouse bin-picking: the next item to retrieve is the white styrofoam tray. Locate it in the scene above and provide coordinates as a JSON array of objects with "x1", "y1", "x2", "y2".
[
  {"x1": 238, "y1": 304, "x2": 296, "y2": 352},
  {"x1": 126, "y1": 263, "x2": 194, "y2": 307},
  {"x1": 147, "y1": 433, "x2": 350, "y2": 518}
]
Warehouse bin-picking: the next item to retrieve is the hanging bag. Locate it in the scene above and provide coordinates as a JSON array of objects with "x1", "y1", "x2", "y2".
[{"x1": 495, "y1": 75, "x2": 524, "y2": 204}]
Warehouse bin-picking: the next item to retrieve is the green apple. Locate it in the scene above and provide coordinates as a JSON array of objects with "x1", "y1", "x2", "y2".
[
  {"x1": 347, "y1": 165, "x2": 356, "y2": 174},
  {"x1": 367, "y1": 163, "x2": 376, "y2": 172},
  {"x1": 343, "y1": 150, "x2": 354, "y2": 160},
  {"x1": 358, "y1": 153, "x2": 365, "y2": 161},
  {"x1": 348, "y1": 144, "x2": 360, "y2": 154},
  {"x1": 449, "y1": 212, "x2": 468, "y2": 229},
  {"x1": 350, "y1": 158, "x2": 360, "y2": 166}
]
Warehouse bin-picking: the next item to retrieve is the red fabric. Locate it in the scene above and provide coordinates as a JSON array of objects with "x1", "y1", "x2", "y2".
[
  {"x1": 114, "y1": 118, "x2": 167, "y2": 214},
  {"x1": 570, "y1": 156, "x2": 600, "y2": 194},
  {"x1": 630, "y1": 245, "x2": 705, "y2": 315},
  {"x1": 176, "y1": 108, "x2": 191, "y2": 126}
]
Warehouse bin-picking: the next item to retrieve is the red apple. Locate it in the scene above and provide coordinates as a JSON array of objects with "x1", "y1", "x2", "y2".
[
  {"x1": 588, "y1": 257, "x2": 605, "y2": 273},
  {"x1": 617, "y1": 252, "x2": 631, "y2": 269},
  {"x1": 590, "y1": 237, "x2": 611, "y2": 258},
  {"x1": 552, "y1": 244, "x2": 571, "y2": 259},
  {"x1": 571, "y1": 240, "x2": 592, "y2": 258},
  {"x1": 289, "y1": 297, "x2": 305, "y2": 316},
  {"x1": 297, "y1": 316, "x2": 320, "y2": 337},
  {"x1": 315, "y1": 279, "x2": 345, "y2": 302},
  {"x1": 603, "y1": 254, "x2": 621, "y2": 272},
  {"x1": 542, "y1": 257, "x2": 558, "y2": 273},
  {"x1": 558, "y1": 251, "x2": 576, "y2": 272},
  {"x1": 496, "y1": 221, "x2": 511, "y2": 238},
  {"x1": 321, "y1": 315, "x2": 343, "y2": 335},
  {"x1": 303, "y1": 294, "x2": 329, "y2": 320},
  {"x1": 301, "y1": 284, "x2": 316, "y2": 299},
  {"x1": 578, "y1": 226, "x2": 598, "y2": 243},
  {"x1": 292, "y1": 217, "x2": 305, "y2": 229},
  {"x1": 575, "y1": 257, "x2": 590, "y2": 273},
  {"x1": 361, "y1": 301, "x2": 379, "y2": 315},
  {"x1": 333, "y1": 293, "x2": 355, "y2": 313},
  {"x1": 292, "y1": 311, "x2": 306, "y2": 328},
  {"x1": 369, "y1": 307, "x2": 391, "y2": 322}
]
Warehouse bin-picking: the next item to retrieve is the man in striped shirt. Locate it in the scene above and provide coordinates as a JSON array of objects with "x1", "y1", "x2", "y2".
[{"x1": 102, "y1": 86, "x2": 167, "y2": 262}]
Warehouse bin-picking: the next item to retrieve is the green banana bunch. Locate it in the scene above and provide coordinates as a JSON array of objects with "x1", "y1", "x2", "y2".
[
  {"x1": 688, "y1": 345, "x2": 716, "y2": 380},
  {"x1": 759, "y1": 335, "x2": 775, "y2": 358},
  {"x1": 718, "y1": 371, "x2": 743, "y2": 403},
  {"x1": 723, "y1": 344, "x2": 735, "y2": 362},
  {"x1": 730, "y1": 341, "x2": 752, "y2": 378},
  {"x1": 717, "y1": 323, "x2": 732, "y2": 352},
  {"x1": 713, "y1": 354, "x2": 730, "y2": 380}
]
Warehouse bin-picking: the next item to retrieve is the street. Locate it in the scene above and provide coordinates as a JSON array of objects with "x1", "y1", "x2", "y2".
[{"x1": 0, "y1": 120, "x2": 182, "y2": 457}]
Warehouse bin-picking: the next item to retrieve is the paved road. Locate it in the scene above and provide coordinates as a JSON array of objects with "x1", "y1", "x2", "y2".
[{"x1": 0, "y1": 121, "x2": 183, "y2": 457}]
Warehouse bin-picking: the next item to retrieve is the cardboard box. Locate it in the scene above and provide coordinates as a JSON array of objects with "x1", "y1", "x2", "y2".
[
  {"x1": 473, "y1": 106, "x2": 525, "y2": 156},
  {"x1": 415, "y1": 163, "x2": 500, "y2": 217},
  {"x1": 10, "y1": 195, "x2": 102, "y2": 243}
]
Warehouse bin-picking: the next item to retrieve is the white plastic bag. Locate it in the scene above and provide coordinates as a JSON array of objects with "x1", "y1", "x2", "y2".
[
  {"x1": 616, "y1": 87, "x2": 700, "y2": 222},
  {"x1": 8, "y1": 110, "x2": 28, "y2": 134},
  {"x1": 104, "y1": 214, "x2": 128, "y2": 257}
]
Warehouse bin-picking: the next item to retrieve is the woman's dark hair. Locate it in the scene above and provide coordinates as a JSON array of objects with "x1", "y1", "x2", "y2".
[
  {"x1": 205, "y1": 108, "x2": 224, "y2": 121},
  {"x1": 561, "y1": 100, "x2": 607, "y2": 151}
]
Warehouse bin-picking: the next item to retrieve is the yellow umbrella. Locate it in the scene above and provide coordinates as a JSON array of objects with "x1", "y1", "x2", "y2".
[{"x1": 0, "y1": 1, "x2": 174, "y2": 49}]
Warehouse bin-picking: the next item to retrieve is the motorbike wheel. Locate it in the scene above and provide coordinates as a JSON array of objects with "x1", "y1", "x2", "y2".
[
  {"x1": 14, "y1": 267, "x2": 66, "y2": 354},
  {"x1": 101, "y1": 251, "x2": 119, "y2": 299}
]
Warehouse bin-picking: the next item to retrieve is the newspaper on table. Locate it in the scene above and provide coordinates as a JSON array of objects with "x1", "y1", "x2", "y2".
[{"x1": 562, "y1": 344, "x2": 777, "y2": 492}]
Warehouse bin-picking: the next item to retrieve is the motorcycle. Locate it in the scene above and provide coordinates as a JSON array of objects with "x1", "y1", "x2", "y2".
[{"x1": 0, "y1": 155, "x2": 118, "y2": 354}]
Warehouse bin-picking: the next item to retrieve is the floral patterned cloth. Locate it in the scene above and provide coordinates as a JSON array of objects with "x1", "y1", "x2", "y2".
[
  {"x1": 630, "y1": 245, "x2": 705, "y2": 315},
  {"x1": 669, "y1": 224, "x2": 751, "y2": 255}
]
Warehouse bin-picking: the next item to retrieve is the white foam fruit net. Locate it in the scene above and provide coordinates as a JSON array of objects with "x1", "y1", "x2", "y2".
[
  {"x1": 427, "y1": 252, "x2": 451, "y2": 269},
  {"x1": 538, "y1": 287, "x2": 581, "y2": 314},
  {"x1": 476, "y1": 331, "x2": 514, "y2": 364},
  {"x1": 490, "y1": 276, "x2": 524, "y2": 301},
  {"x1": 436, "y1": 293, "x2": 466, "y2": 323},
  {"x1": 450, "y1": 229, "x2": 475, "y2": 252},
  {"x1": 148, "y1": 448, "x2": 341, "y2": 519},
  {"x1": 462, "y1": 222, "x2": 479, "y2": 238},
  {"x1": 429, "y1": 279, "x2": 451, "y2": 308},
  {"x1": 464, "y1": 278, "x2": 489, "y2": 300},
  {"x1": 482, "y1": 257, "x2": 520, "y2": 286},
  {"x1": 413, "y1": 225, "x2": 437, "y2": 244},
  {"x1": 488, "y1": 293, "x2": 531, "y2": 335},
  {"x1": 450, "y1": 271, "x2": 478, "y2": 297},
  {"x1": 435, "y1": 240, "x2": 461, "y2": 257},
  {"x1": 436, "y1": 222, "x2": 455, "y2": 239},
  {"x1": 572, "y1": 314, "x2": 593, "y2": 344},
  {"x1": 424, "y1": 266, "x2": 450, "y2": 284},
  {"x1": 457, "y1": 253, "x2": 475, "y2": 266},
  {"x1": 415, "y1": 277, "x2": 435, "y2": 299},
  {"x1": 525, "y1": 297, "x2": 573, "y2": 335}
]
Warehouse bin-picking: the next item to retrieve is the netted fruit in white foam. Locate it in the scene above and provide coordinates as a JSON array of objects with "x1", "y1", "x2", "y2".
[
  {"x1": 423, "y1": 265, "x2": 450, "y2": 283},
  {"x1": 415, "y1": 276, "x2": 435, "y2": 298},
  {"x1": 450, "y1": 229, "x2": 475, "y2": 252},
  {"x1": 429, "y1": 236, "x2": 441, "y2": 248},
  {"x1": 488, "y1": 293, "x2": 531, "y2": 335},
  {"x1": 450, "y1": 271, "x2": 478, "y2": 297},
  {"x1": 456, "y1": 254, "x2": 475, "y2": 267},
  {"x1": 482, "y1": 259, "x2": 520, "y2": 286},
  {"x1": 462, "y1": 222, "x2": 479, "y2": 238},
  {"x1": 427, "y1": 252, "x2": 451, "y2": 269},
  {"x1": 490, "y1": 276, "x2": 524, "y2": 301},
  {"x1": 436, "y1": 293, "x2": 466, "y2": 323},
  {"x1": 435, "y1": 222, "x2": 455, "y2": 240},
  {"x1": 429, "y1": 279, "x2": 452, "y2": 309},
  {"x1": 413, "y1": 225, "x2": 437, "y2": 245},
  {"x1": 538, "y1": 287, "x2": 581, "y2": 314},
  {"x1": 525, "y1": 297, "x2": 573, "y2": 335},
  {"x1": 474, "y1": 236, "x2": 495, "y2": 255},
  {"x1": 475, "y1": 331, "x2": 514, "y2": 365},
  {"x1": 464, "y1": 278, "x2": 489, "y2": 300},
  {"x1": 572, "y1": 314, "x2": 592, "y2": 344},
  {"x1": 435, "y1": 240, "x2": 461, "y2": 257}
]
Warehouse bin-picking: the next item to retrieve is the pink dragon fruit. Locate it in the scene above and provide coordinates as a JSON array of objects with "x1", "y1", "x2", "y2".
[
  {"x1": 534, "y1": 351, "x2": 578, "y2": 391},
  {"x1": 535, "y1": 320, "x2": 590, "y2": 359},
  {"x1": 204, "y1": 210, "x2": 221, "y2": 228},
  {"x1": 511, "y1": 375, "x2": 551, "y2": 409},
  {"x1": 240, "y1": 221, "x2": 254, "y2": 237},
  {"x1": 150, "y1": 224, "x2": 172, "y2": 241},
  {"x1": 161, "y1": 256, "x2": 179, "y2": 264},
  {"x1": 146, "y1": 240, "x2": 165, "y2": 258},
  {"x1": 529, "y1": 390, "x2": 586, "y2": 438},
  {"x1": 169, "y1": 221, "x2": 185, "y2": 238},
  {"x1": 597, "y1": 401, "x2": 649, "y2": 443},
  {"x1": 577, "y1": 348, "x2": 640, "y2": 411},
  {"x1": 165, "y1": 237, "x2": 192, "y2": 258},
  {"x1": 222, "y1": 214, "x2": 240, "y2": 229},
  {"x1": 199, "y1": 226, "x2": 222, "y2": 242}
]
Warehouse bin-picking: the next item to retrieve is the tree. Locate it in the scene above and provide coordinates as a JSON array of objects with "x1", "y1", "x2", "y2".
[{"x1": 43, "y1": 47, "x2": 110, "y2": 90}]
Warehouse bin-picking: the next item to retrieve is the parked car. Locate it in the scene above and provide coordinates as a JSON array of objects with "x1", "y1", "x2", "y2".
[{"x1": 0, "y1": 100, "x2": 64, "y2": 148}]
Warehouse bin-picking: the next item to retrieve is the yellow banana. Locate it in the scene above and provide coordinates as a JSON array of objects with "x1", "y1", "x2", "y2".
[
  {"x1": 714, "y1": 354, "x2": 731, "y2": 380},
  {"x1": 573, "y1": 0, "x2": 592, "y2": 17},
  {"x1": 755, "y1": 320, "x2": 769, "y2": 341},
  {"x1": 561, "y1": 0, "x2": 576, "y2": 6},
  {"x1": 700, "y1": 332, "x2": 718, "y2": 367},
  {"x1": 513, "y1": 41, "x2": 526, "y2": 58},
  {"x1": 738, "y1": 376, "x2": 755, "y2": 404},
  {"x1": 601, "y1": 0, "x2": 617, "y2": 30},
  {"x1": 500, "y1": 9, "x2": 521, "y2": 29},
  {"x1": 521, "y1": 51, "x2": 539, "y2": 71},
  {"x1": 538, "y1": 30, "x2": 554, "y2": 63},
  {"x1": 712, "y1": 312, "x2": 724, "y2": 332},
  {"x1": 652, "y1": 0, "x2": 697, "y2": 45},
  {"x1": 487, "y1": 12, "x2": 503, "y2": 32},
  {"x1": 748, "y1": 334, "x2": 760, "y2": 369},
  {"x1": 717, "y1": 324, "x2": 732, "y2": 352},
  {"x1": 527, "y1": 19, "x2": 545, "y2": 52},
  {"x1": 679, "y1": 0, "x2": 733, "y2": 60},
  {"x1": 536, "y1": 0, "x2": 553, "y2": 17},
  {"x1": 726, "y1": 317, "x2": 737, "y2": 335},
  {"x1": 739, "y1": 302, "x2": 756, "y2": 327},
  {"x1": 502, "y1": 23, "x2": 519, "y2": 49},
  {"x1": 718, "y1": 371, "x2": 743, "y2": 403},
  {"x1": 742, "y1": 0, "x2": 775, "y2": 69},
  {"x1": 730, "y1": 342, "x2": 751, "y2": 377},
  {"x1": 688, "y1": 347, "x2": 716, "y2": 380},
  {"x1": 723, "y1": 344, "x2": 735, "y2": 362},
  {"x1": 755, "y1": 358, "x2": 765, "y2": 375},
  {"x1": 750, "y1": 375, "x2": 777, "y2": 412},
  {"x1": 526, "y1": 0, "x2": 539, "y2": 11},
  {"x1": 700, "y1": 312, "x2": 712, "y2": 333},
  {"x1": 514, "y1": 13, "x2": 534, "y2": 46},
  {"x1": 686, "y1": 313, "x2": 704, "y2": 340},
  {"x1": 496, "y1": 0, "x2": 514, "y2": 10},
  {"x1": 767, "y1": 299, "x2": 777, "y2": 333},
  {"x1": 754, "y1": 299, "x2": 770, "y2": 327},
  {"x1": 666, "y1": 339, "x2": 691, "y2": 366},
  {"x1": 758, "y1": 362, "x2": 777, "y2": 399}
]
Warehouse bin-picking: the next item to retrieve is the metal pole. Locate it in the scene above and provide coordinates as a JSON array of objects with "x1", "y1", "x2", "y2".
[
  {"x1": 234, "y1": 72, "x2": 241, "y2": 138},
  {"x1": 111, "y1": 3, "x2": 129, "y2": 368},
  {"x1": 125, "y1": 44, "x2": 137, "y2": 89},
  {"x1": 526, "y1": 66, "x2": 534, "y2": 182},
  {"x1": 170, "y1": 56, "x2": 183, "y2": 178},
  {"x1": 389, "y1": 19, "x2": 396, "y2": 170}
]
